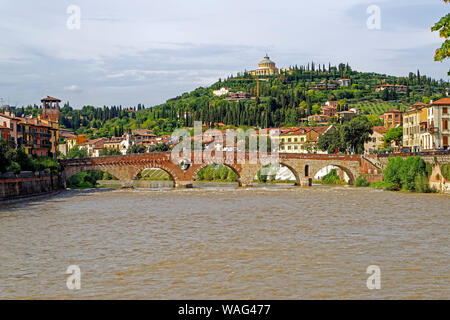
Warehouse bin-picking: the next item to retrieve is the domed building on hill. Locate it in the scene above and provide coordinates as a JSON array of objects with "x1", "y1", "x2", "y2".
[{"x1": 249, "y1": 55, "x2": 279, "y2": 76}]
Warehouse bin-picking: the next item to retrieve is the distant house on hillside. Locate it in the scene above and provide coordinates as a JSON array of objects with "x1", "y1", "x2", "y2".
[{"x1": 213, "y1": 87, "x2": 231, "y2": 97}]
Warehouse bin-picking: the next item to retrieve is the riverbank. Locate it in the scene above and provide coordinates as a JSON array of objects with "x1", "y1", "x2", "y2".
[{"x1": 0, "y1": 171, "x2": 64, "y2": 202}]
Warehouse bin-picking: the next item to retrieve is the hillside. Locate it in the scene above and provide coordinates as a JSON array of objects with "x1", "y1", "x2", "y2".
[{"x1": 9, "y1": 63, "x2": 449, "y2": 139}]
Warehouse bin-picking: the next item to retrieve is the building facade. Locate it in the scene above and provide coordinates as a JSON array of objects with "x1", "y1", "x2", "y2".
[
  {"x1": 364, "y1": 126, "x2": 387, "y2": 153},
  {"x1": 275, "y1": 126, "x2": 334, "y2": 154},
  {"x1": 403, "y1": 103, "x2": 428, "y2": 152},
  {"x1": 248, "y1": 55, "x2": 279, "y2": 76},
  {"x1": 0, "y1": 110, "x2": 58, "y2": 157},
  {"x1": 382, "y1": 109, "x2": 403, "y2": 129},
  {"x1": 420, "y1": 98, "x2": 450, "y2": 150}
]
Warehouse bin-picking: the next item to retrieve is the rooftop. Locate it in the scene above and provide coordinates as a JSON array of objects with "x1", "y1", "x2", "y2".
[
  {"x1": 432, "y1": 98, "x2": 450, "y2": 105},
  {"x1": 41, "y1": 96, "x2": 61, "y2": 102}
]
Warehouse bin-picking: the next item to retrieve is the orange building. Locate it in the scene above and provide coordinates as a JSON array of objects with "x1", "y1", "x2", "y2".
[{"x1": 382, "y1": 109, "x2": 403, "y2": 129}]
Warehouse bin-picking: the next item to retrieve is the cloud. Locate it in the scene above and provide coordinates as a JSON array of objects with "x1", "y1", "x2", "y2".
[
  {"x1": 64, "y1": 85, "x2": 82, "y2": 93},
  {"x1": 0, "y1": 0, "x2": 447, "y2": 107}
]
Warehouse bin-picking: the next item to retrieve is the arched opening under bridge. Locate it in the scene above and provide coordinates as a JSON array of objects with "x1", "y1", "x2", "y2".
[{"x1": 253, "y1": 162, "x2": 300, "y2": 187}]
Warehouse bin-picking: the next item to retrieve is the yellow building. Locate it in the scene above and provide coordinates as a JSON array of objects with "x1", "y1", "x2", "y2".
[
  {"x1": 403, "y1": 102, "x2": 428, "y2": 152},
  {"x1": 275, "y1": 126, "x2": 333, "y2": 154},
  {"x1": 68, "y1": 134, "x2": 87, "y2": 151},
  {"x1": 103, "y1": 137, "x2": 123, "y2": 152},
  {"x1": 248, "y1": 55, "x2": 279, "y2": 76}
]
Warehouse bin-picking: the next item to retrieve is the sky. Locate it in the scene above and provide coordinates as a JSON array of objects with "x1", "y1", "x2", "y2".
[{"x1": 0, "y1": 0, "x2": 448, "y2": 108}]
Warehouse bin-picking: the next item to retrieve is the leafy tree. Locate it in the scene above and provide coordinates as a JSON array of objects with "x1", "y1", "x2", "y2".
[
  {"x1": 7, "y1": 161, "x2": 21, "y2": 174},
  {"x1": 383, "y1": 157, "x2": 404, "y2": 190},
  {"x1": 384, "y1": 126, "x2": 403, "y2": 146},
  {"x1": 383, "y1": 156, "x2": 431, "y2": 192},
  {"x1": 340, "y1": 117, "x2": 373, "y2": 154},
  {"x1": 127, "y1": 144, "x2": 147, "y2": 154},
  {"x1": 399, "y1": 156, "x2": 428, "y2": 191},
  {"x1": 441, "y1": 163, "x2": 450, "y2": 180},
  {"x1": 99, "y1": 147, "x2": 121, "y2": 156},
  {"x1": 148, "y1": 143, "x2": 170, "y2": 153},
  {"x1": 355, "y1": 175, "x2": 370, "y2": 187},
  {"x1": 321, "y1": 169, "x2": 344, "y2": 185},
  {"x1": 13, "y1": 149, "x2": 36, "y2": 171},
  {"x1": 0, "y1": 139, "x2": 11, "y2": 173},
  {"x1": 67, "y1": 146, "x2": 89, "y2": 159},
  {"x1": 432, "y1": 0, "x2": 450, "y2": 74},
  {"x1": 317, "y1": 129, "x2": 345, "y2": 154}
]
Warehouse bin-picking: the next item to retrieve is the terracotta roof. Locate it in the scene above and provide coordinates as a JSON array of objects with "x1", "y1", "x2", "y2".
[
  {"x1": 372, "y1": 126, "x2": 387, "y2": 134},
  {"x1": 0, "y1": 113, "x2": 20, "y2": 120},
  {"x1": 311, "y1": 126, "x2": 329, "y2": 135},
  {"x1": 384, "y1": 109, "x2": 402, "y2": 114},
  {"x1": 281, "y1": 126, "x2": 330, "y2": 136},
  {"x1": 432, "y1": 98, "x2": 450, "y2": 105},
  {"x1": 41, "y1": 96, "x2": 61, "y2": 102},
  {"x1": 412, "y1": 102, "x2": 427, "y2": 107},
  {"x1": 61, "y1": 132, "x2": 77, "y2": 139}
]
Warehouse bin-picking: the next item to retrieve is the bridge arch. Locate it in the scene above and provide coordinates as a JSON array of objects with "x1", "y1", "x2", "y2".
[
  {"x1": 64, "y1": 165, "x2": 121, "y2": 181},
  {"x1": 64, "y1": 167, "x2": 120, "y2": 188},
  {"x1": 254, "y1": 161, "x2": 301, "y2": 186},
  {"x1": 191, "y1": 162, "x2": 241, "y2": 186},
  {"x1": 133, "y1": 165, "x2": 178, "y2": 182},
  {"x1": 311, "y1": 164, "x2": 356, "y2": 185}
]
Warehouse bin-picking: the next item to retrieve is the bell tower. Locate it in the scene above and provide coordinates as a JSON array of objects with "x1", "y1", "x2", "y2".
[{"x1": 40, "y1": 96, "x2": 61, "y2": 123}]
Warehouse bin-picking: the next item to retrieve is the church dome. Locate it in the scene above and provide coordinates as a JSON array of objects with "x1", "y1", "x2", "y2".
[{"x1": 259, "y1": 55, "x2": 275, "y2": 66}]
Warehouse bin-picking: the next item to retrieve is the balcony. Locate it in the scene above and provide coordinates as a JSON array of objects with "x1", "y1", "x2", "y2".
[
  {"x1": 419, "y1": 122, "x2": 428, "y2": 133},
  {"x1": 428, "y1": 127, "x2": 439, "y2": 134}
]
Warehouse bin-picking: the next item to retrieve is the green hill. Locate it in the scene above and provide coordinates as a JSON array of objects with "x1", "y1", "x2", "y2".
[{"x1": 9, "y1": 63, "x2": 449, "y2": 139}]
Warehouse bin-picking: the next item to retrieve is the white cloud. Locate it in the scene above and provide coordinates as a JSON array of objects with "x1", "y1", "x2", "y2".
[
  {"x1": 64, "y1": 85, "x2": 82, "y2": 93},
  {"x1": 0, "y1": 0, "x2": 447, "y2": 107}
]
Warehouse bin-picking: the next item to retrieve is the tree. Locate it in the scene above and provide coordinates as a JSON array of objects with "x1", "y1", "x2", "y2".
[
  {"x1": 148, "y1": 143, "x2": 170, "y2": 153},
  {"x1": 67, "y1": 146, "x2": 89, "y2": 159},
  {"x1": 384, "y1": 127, "x2": 403, "y2": 147},
  {"x1": 432, "y1": 0, "x2": 450, "y2": 74},
  {"x1": 317, "y1": 129, "x2": 345, "y2": 154},
  {"x1": 127, "y1": 144, "x2": 147, "y2": 154},
  {"x1": 340, "y1": 117, "x2": 373, "y2": 154},
  {"x1": 0, "y1": 139, "x2": 11, "y2": 173},
  {"x1": 99, "y1": 147, "x2": 121, "y2": 156},
  {"x1": 383, "y1": 157, "x2": 404, "y2": 190}
]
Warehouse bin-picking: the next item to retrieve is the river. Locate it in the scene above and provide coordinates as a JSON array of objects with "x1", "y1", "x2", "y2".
[{"x1": 0, "y1": 186, "x2": 449, "y2": 299}]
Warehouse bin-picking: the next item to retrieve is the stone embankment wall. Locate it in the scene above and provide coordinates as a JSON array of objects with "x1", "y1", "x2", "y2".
[{"x1": 0, "y1": 171, "x2": 64, "y2": 201}]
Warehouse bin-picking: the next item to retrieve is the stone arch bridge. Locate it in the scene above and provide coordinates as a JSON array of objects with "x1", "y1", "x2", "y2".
[{"x1": 61, "y1": 152, "x2": 377, "y2": 188}]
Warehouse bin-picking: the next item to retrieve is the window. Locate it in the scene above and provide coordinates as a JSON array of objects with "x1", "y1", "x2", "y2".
[
  {"x1": 444, "y1": 107, "x2": 448, "y2": 115},
  {"x1": 444, "y1": 119, "x2": 448, "y2": 131},
  {"x1": 294, "y1": 138, "x2": 298, "y2": 142},
  {"x1": 288, "y1": 146, "x2": 291, "y2": 150},
  {"x1": 294, "y1": 146, "x2": 298, "y2": 150},
  {"x1": 288, "y1": 138, "x2": 291, "y2": 142}
]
